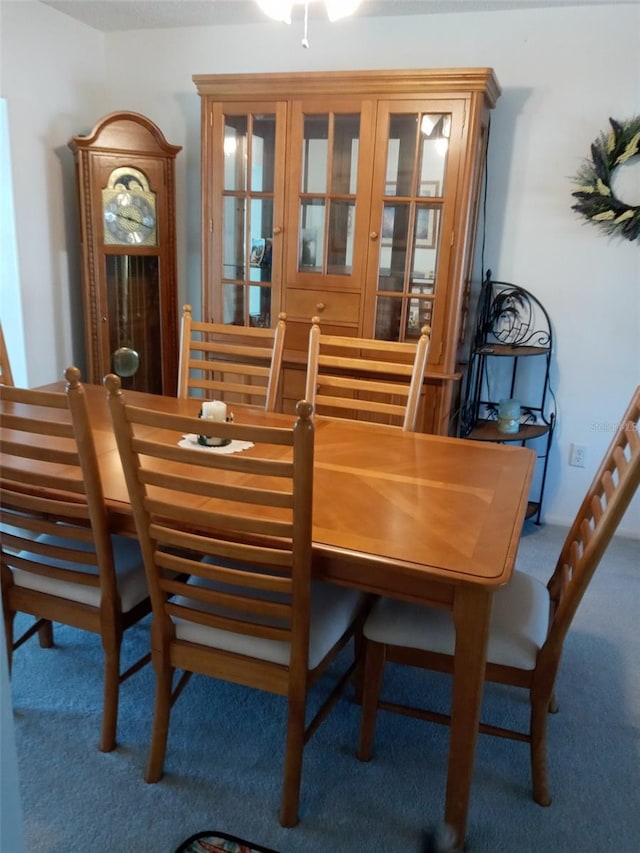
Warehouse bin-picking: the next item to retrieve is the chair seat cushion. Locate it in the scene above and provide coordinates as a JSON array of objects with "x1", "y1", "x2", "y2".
[
  {"x1": 173, "y1": 575, "x2": 366, "y2": 670},
  {"x1": 11, "y1": 534, "x2": 148, "y2": 613},
  {"x1": 364, "y1": 569, "x2": 550, "y2": 670}
]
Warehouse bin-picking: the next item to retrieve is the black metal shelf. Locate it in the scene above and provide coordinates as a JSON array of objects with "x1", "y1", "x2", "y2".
[{"x1": 460, "y1": 271, "x2": 556, "y2": 525}]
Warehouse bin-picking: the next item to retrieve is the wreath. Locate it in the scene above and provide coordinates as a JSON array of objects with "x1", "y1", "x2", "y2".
[{"x1": 571, "y1": 116, "x2": 640, "y2": 243}]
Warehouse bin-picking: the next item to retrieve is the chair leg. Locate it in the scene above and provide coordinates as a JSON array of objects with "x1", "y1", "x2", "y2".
[
  {"x1": 357, "y1": 639, "x2": 386, "y2": 762},
  {"x1": 530, "y1": 695, "x2": 552, "y2": 806},
  {"x1": 279, "y1": 695, "x2": 306, "y2": 828},
  {"x1": 38, "y1": 620, "x2": 54, "y2": 648},
  {"x1": 100, "y1": 630, "x2": 122, "y2": 753},
  {"x1": 146, "y1": 656, "x2": 174, "y2": 783},
  {"x1": 3, "y1": 606, "x2": 14, "y2": 673}
]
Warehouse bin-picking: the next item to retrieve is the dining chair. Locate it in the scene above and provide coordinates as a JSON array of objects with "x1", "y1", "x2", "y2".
[
  {"x1": 0, "y1": 322, "x2": 14, "y2": 386},
  {"x1": 177, "y1": 304, "x2": 287, "y2": 411},
  {"x1": 357, "y1": 385, "x2": 640, "y2": 807},
  {"x1": 304, "y1": 317, "x2": 431, "y2": 431},
  {"x1": 105, "y1": 374, "x2": 367, "y2": 827},
  {"x1": 0, "y1": 367, "x2": 151, "y2": 752}
]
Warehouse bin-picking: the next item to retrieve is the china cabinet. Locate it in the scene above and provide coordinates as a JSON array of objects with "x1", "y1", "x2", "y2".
[
  {"x1": 69, "y1": 112, "x2": 181, "y2": 394},
  {"x1": 460, "y1": 273, "x2": 556, "y2": 523},
  {"x1": 193, "y1": 69, "x2": 500, "y2": 433}
]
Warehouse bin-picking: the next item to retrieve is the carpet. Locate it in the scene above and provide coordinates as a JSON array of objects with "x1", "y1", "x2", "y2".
[{"x1": 175, "y1": 830, "x2": 281, "y2": 853}]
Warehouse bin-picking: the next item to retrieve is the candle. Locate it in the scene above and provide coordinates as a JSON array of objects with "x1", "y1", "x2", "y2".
[
  {"x1": 201, "y1": 400, "x2": 227, "y2": 422},
  {"x1": 497, "y1": 399, "x2": 521, "y2": 434}
]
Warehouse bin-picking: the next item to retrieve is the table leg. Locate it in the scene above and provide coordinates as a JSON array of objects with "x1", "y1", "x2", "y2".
[{"x1": 444, "y1": 584, "x2": 492, "y2": 847}]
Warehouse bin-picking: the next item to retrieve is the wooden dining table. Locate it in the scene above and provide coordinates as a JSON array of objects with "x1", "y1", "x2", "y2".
[{"x1": 39, "y1": 379, "x2": 535, "y2": 845}]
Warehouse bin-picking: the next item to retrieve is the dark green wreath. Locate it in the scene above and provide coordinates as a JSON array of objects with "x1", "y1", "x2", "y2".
[{"x1": 571, "y1": 116, "x2": 640, "y2": 243}]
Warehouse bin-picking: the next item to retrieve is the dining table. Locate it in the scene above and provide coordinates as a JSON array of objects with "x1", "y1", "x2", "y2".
[{"x1": 38, "y1": 379, "x2": 536, "y2": 846}]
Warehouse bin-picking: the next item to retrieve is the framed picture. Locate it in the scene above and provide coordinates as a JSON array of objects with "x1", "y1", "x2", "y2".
[{"x1": 250, "y1": 238, "x2": 266, "y2": 267}]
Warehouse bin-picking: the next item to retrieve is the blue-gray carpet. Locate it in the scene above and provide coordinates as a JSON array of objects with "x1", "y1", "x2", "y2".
[{"x1": 9, "y1": 523, "x2": 640, "y2": 852}]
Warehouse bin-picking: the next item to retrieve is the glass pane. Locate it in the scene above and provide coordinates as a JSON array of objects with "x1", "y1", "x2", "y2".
[
  {"x1": 378, "y1": 203, "x2": 409, "y2": 291},
  {"x1": 250, "y1": 197, "x2": 274, "y2": 242},
  {"x1": 299, "y1": 200, "x2": 325, "y2": 272},
  {"x1": 331, "y1": 114, "x2": 360, "y2": 195},
  {"x1": 374, "y1": 296, "x2": 402, "y2": 341},
  {"x1": 414, "y1": 204, "x2": 441, "y2": 263},
  {"x1": 419, "y1": 113, "x2": 449, "y2": 194},
  {"x1": 327, "y1": 201, "x2": 355, "y2": 275},
  {"x1": 406, "y1": 297, "x2": 434, "y2": 338},
  {"x1": 222, "y1": 284, "x2": 245, "y2": 324},
  {"x1": 223, "y1": 196, "x2": 245, "y2": 280},
  {"x1": 248, "y1": 286, "x2": 271, "y2": 327},
  {"x1": 105, "y1": 255, "x2": 161, "y2": 393},
  {"x1": 223, "y1": 115, "x2": 247, "y2": 192},
  {"x1": 386, "y1": 115, "x2": 418, "y2": 197},
  {"x1": 302, "y1": 115, "x2": 328, "y2": 194},
  {"x1": 251, "y1": 114, "x2": 275, "y2": 193},
  {"x1": 249, "y1": 237, "x2": 272, "y2": 283}
]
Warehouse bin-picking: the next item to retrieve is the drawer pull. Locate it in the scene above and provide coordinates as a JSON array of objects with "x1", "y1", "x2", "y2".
[
  {"x1": 370, "y1": 231, "x2": 379, "y2": 241},
  {"x1": 273, "y1": 225, "x2": 283, "y2": 235},
  {"x1": 316, "y1": 302, "x2": 325, "y2": 312}
]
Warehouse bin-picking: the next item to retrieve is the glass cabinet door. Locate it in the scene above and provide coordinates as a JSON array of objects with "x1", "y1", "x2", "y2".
[
  {"x1": 209, "y1": 102, "x2": 287, "y2": 327},
  {"x1": 365, "y1": 101, "x2": 464, "y2": 362},
  {"x1": 286, "y1": 100, "x2": 375, "y2": 293}
]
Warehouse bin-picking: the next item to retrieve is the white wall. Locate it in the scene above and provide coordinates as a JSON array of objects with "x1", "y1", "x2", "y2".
[{"x1": 1, "y1": 1, "x2": 639, "y2": 535}]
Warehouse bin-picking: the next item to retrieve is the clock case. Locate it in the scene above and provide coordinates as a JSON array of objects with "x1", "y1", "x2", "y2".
[{"x1": 69, "y1": 111, "x2": 181, "y2": 394}]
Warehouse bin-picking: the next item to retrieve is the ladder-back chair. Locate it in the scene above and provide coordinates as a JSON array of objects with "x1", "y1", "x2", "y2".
[
  {"x1": 0, "y1": 367, "x2": 151, "y2": 752},
  {"x1": 177, "y1": 305, "x2": 286, "y2": 411},
  {"x1": 305, "y1": 317, "x2": 430, "y2": 431},
  {"x1": 0, "y1": 322, "x2": 14, "y2": 386},
  {"x1": 358, "y1": 386, "x2": 640, "y2": 808},
  {"x1": 105, "y1": 374, "x2": 367, "y2": 827}
]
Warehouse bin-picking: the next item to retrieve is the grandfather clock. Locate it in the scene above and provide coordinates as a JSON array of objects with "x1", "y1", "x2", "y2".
[{"x1": 69, "y1": 111, "x2": 181, "y2": 393}]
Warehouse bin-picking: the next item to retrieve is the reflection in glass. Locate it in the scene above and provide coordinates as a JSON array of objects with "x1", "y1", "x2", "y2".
[
  {"x1": 374, "y1": 296, "x2": 402, "y2": 341},
  {"x1": 251, "y1": 114, "x2": 276, "y2": 192},
  {"x1": 248, "y1": 285, "x2": 271, "y2": 327},
  {"x1": 223, "y1": 196, "x2": 246, "y2": 280},
  {"x1": 419, "y1": 113, "x2": 449, "y2": 195},
  {"x1": 406, "y1": 297, "x2": 434, "y2": 338},
  {"x1": 327, "y1": 201, "x2": 355, "y2": 274},
  {"x1": 222, "y1": 284, "x2": 245, "y2": 325},
  {"x1": 302, "y1": 115, "x2": 328, "y2": 193},
  {"x1": 331, "y1": 114, "x2": 360, "y2": 194},
  {"x1": 299, "y1": 200, "x2": 325, "y2": 272},
  {"x1": 385, "y1": 115, "x2": 417, "y2": 197},
  {"x1": 224, "y1": 116, "x2": 247, "y2": 192}
]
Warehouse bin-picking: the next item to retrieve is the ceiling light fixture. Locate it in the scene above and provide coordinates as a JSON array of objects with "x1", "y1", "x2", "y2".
[{"x1": 256, "y1": 0, "x2": 362, "y2": 47}]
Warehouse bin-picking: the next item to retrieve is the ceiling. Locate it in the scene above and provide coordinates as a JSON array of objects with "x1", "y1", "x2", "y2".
[{"x1": 39, "y1": 0, "x2": 624, "y2": 32}]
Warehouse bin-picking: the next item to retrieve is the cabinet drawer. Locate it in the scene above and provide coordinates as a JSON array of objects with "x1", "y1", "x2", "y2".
[{"x1": 285, "y1": 289, "x2": 361, "y2": 324}]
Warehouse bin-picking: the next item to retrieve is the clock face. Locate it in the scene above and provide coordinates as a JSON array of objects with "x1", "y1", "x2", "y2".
[{"x1": 104, "y1": 190, "x2": 157, "y2": 246}]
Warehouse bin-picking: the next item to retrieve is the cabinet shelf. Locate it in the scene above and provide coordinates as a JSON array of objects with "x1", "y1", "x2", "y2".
[
  {"x1": 460, "y1": 273, "x2": 556, "y2": 524},
  {"x1": 468, "y1": 420, "x2": 550, "y2": 442}
]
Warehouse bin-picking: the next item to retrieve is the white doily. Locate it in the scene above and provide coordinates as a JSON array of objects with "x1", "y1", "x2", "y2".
[{"x1": 179, "y1": 434, "x2": 254, "y2": 454}]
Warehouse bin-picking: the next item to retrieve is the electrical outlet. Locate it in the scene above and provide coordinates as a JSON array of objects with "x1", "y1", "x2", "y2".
[{"x1": 569, "y1": 443, "x2": 587, "y2": 468}]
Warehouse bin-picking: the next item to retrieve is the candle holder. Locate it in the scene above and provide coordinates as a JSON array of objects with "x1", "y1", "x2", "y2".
[
  {"x1": 497, "y1": 399, "x2": 521, "y2": 435},
  {"x1": 198, "y1": 406, "x2": 234, "y2": 447}
]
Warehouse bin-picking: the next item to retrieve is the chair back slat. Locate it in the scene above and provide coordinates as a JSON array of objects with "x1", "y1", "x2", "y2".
[
  {"x1": 546, "y1": 386, "x2": 640, "y2": 645},
  {"x1": 177, "y1": 304, "x2": 286, "y2": 411},
  {"x1": 0, "y1": 371, "x2": 117, "y2": 599},
  {"x1": 106, "y1": 373, "x2": 314, "y2": 654},
  {"x1": 305, "y1": 316, "x2": 430, "y2": 431}
]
